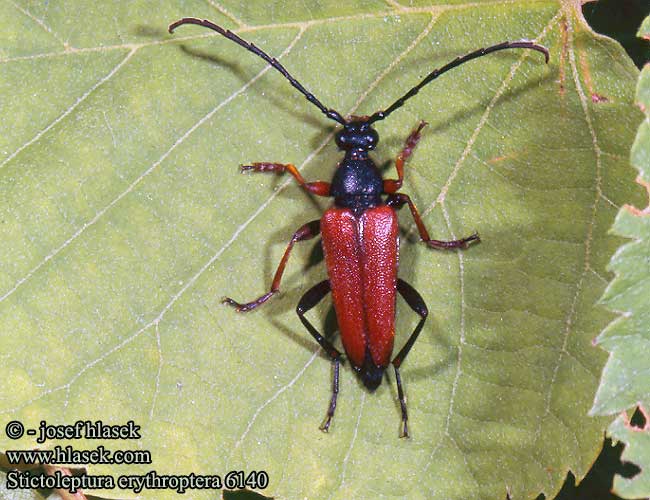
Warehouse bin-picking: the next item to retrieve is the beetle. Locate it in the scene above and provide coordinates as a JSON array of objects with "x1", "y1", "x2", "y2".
[{"x1": 169, "y1": 17, "x2": 549, "y2": 437}]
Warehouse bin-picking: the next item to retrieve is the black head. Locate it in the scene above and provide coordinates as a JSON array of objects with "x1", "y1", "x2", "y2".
[{"x1": 335, "y1": 120, "x2": 379, "y2": 152}]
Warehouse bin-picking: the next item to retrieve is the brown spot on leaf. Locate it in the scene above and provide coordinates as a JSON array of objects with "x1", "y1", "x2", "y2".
[
  {"x1": 558, "y1": 17, "x2": 568, "y2": 97},
  {"x1": 577, "y1": 42, "x2": 596, "y2": 97},
  {"x1": 574, "y1": 28, "x2": 611, "y2": 104},
  {"x1": 487, "y1": 151, "x2": 523, "y2": 165}
]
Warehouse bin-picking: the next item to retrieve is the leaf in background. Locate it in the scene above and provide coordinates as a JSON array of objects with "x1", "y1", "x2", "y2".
[
  {"x1": 0, "y1": 1, "x2": 644, "y2": 499},
  {"x1": 591, "y1": 13, "x2": 650, "y2": 499},
  {"x1": 607, "y1": 411, "x2": 650, "y2": 498}
]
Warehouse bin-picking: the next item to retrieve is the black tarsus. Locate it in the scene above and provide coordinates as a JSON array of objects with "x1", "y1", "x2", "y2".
[
  {"x1": 295, "y1": 280, "x2": 342, "y2": 432},
  {"x1": 367, "y1": 40, "x2": 550, "y2": 124},
  {"x1": 168, "y1": 17, "x2": 346, "y2": 125},
  {"x1": 393, "y1": 278, "x2": 429, "y2": 438}
]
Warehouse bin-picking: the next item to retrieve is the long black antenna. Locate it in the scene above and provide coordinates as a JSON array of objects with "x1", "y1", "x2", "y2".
[
  {"x1": 367, "y1": 40, "x2": 549, "y2": 124},
  {"x1": 169, "y1": 18, "x2": 347, "y2": 125}
]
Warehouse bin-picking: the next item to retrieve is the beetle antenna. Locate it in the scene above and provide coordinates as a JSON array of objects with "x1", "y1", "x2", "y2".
[
  {"x1": 367, "y1": 40, "x2": 549, "y2": 124},
  {"x1": 169, "y1": 18, "x2": 347, "y2": 125}
]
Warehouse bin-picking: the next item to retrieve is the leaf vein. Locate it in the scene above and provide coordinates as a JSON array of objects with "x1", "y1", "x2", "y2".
[{"x1": 10, "y1": 0, "x2": 69, "y2": 49}]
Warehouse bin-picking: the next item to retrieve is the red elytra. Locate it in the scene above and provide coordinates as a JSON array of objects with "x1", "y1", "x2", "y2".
[
  {"x1": 169, "y1": 17, "x2": 549, "y2": 437},
  {"x1": 322, "y1": 205, "x2": 398, "y2": 374}
]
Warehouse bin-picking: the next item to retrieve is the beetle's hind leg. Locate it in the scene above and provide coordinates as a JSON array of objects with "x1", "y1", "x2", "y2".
[
  {"x1": 393, "y1": 279, "x2": 429, "y2": 438},
  {"x1": 222, "y1": 220, "x2": 320, "y2": 312},
  {"x1": 296, "y1": 280, "x2": 342, "y2": 432}
]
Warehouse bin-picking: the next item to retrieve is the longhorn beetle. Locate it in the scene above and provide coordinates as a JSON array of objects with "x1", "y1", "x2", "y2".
[{"x1": 169, "y1": 18, "x2": 549, "y2": 437}]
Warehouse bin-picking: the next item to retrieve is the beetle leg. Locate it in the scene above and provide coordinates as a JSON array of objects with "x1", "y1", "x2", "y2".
[
  {"x1": 241, "y1": 162, "x2": 331, "y2": 197},
  {"x1": 392, "y1": 279, "x2": 429, "y2": 438},
  {"x1": 296, "y1": 280, "x2": 342, "y2": 432},
  {"x1": 383, "y1": 121, "x2": 427, "y2": 194},
  {"x1": 386, "y1": 193, "x2": 480, "y2": 249},
  {"x1": 223, "y1": 220, "x2": 320, "y2": 312}
]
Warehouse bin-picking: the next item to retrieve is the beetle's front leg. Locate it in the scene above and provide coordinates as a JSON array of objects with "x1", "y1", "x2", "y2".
[
  {"x1": 241, "y1": 162, "x2": 331, "y2": 197},
  {"x1": 386, "y1": 193, "x2": 479, "y2": 249},
  {"x1": 222, "y1": 220, "x2": 320, "y2": 312},
  {"x1": 383, "y1": 121, "x2": 427, "y2": 194}
]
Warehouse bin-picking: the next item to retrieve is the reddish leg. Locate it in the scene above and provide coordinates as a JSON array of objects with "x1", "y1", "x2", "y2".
[
  {"x1": 242, "y1": 162, "x2": 330, "y2": 197},
  {"x1": 383, "y1": 121, "x2": 428, "y2": 194},
  {"x1": 222, "y1": 220, "x2": 320, "y2": 312},
  {"x1": 386, "y1": 193, "x2": 479, "y2": 249}
]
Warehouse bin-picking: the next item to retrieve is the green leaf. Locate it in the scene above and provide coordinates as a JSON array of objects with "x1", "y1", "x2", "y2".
[
  {"x1": 607, "y1": 412, "x2": 650, "y2": 498},
  {"x1": 590, "y1": 12, "x2": 650, "y2": 500},
  {"x1": 0, "y1": 1, "x2": 643, "y2": 499}
]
